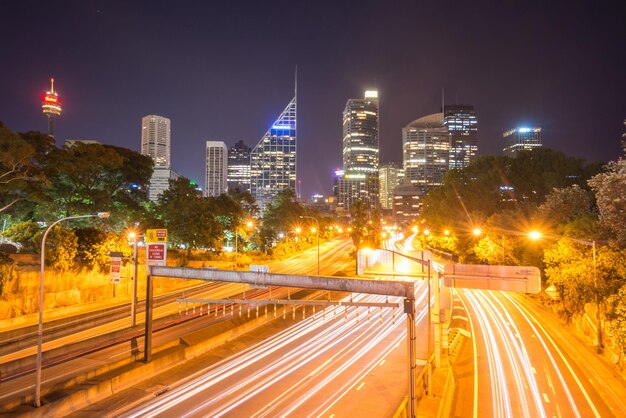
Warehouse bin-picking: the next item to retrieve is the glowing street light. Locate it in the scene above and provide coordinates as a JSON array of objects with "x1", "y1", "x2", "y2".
[
  {"x1": 472, "y1": 228, "x2": 482, "y2": 236},
  {"x1": 35, "y1": 212, "x2": 109, "y2": 408},
  {"x1": 443, "y1": 229, "x2": 450, "y2": 236}
]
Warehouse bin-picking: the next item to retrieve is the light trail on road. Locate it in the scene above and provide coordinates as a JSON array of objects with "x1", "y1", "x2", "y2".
[
  {"x1": 457, "y1": 287, "x2": 603, "y2": 418},
  {"x1": 124, "y1": 282, "x2": 429, "y2": 417}
]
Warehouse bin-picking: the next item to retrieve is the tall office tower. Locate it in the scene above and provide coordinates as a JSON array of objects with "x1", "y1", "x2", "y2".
[
  {"x1": 444, "y1": 105, "x2": 478, "y2": 169},
  {"x1": 204, "y1": 141, "x2": 228, "y2": 197},
  {"x1": 41, "y1": 78, "x2": 62, "y2": 139},
  {"x1": 141, "y1": 115, "x2": 171, "y2": 167},
  {"x1": 342, "y1": 90, "x2": 379, "y2": 173},
  {"x1": 378, "y1": 163, "x2": 404, "y2": 210},
  {"x1": 227, "y1": 140, "x2": 252, "y2": 192},
  {"x1": 250, "y1": 95, "x2": 297, "y2": 211},
  {"x1": 402, "y1": 113, "x2": 449, "y2": 192},
  {"x1": 502, "y1": 127, "x2": 542, "y2": 158},
  {"x1": 338, "y1": 90, "x2": 380, "y2": 211}
]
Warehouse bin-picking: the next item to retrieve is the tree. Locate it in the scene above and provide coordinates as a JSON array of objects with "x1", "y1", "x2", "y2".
[
  {"x1": 543, "y1": 239, "x2": 593, "y2": 316},
  {"x1": 34, "y1": 225, "x2": 79, "y2": 272},
  {"x1": 74, "y1": 227, "x2": 129, "y2": 272},
  {"x1": 1, "y1": 220, "x2": 41, "y2": 252},
  {"x1": 258, "y1": 189, "x2": 304, "y2": 252},
  {"x1": 588, "y1": 141, "x2": 626, "y2": 246},
  {"x1": 349, "y1": 201, "x2": 381, "y2": 250},
  {"x1": 0, "y1": 123, "x2": 38, "y2": 213},
  {"x1": 157, "y1": 178, "x2": 223, "y2": 251},
  {"x1": 537, "y1": 185, "x2": 594, "y2": 227},
  {"x1": 606, "y1": 284, "x2": 626, "y2": 369}
]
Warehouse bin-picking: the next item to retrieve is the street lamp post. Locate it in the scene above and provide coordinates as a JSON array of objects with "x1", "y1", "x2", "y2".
[
  {"x1": 128, "y1": 232, "x2": 139, "y2": 327},
  {"x1": 35, "y1": 212, "x2": 109, "y2": 408},
  {"x1": 300, "y1": 216, "x2": 320, "y2": 276}
]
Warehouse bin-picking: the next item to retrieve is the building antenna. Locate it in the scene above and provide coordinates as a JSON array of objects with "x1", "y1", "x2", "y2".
[
  {"x1": 50, "y1": 78, "x2": 55, "y2": 94},
  {"x1": 441, "y1": 87, "x2": 445, "y2": 113}
]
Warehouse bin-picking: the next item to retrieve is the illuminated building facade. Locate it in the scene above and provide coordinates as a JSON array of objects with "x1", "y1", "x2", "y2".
[
  {"x1": 444, "y1": 105, "x2": 478, "y2": 169},
  {"x1": 141, "y1": 115, "x2": 171, "y2": 167},
  {"x1": 502, "y1": 127, "x2": 542, "y2": 158},
  {"x1": 41, "y1": 78, "x2": 62, "y2": 139},
  {"x1": 148, "y1": 167, "x2": 180, "y2": 202},
  {"x1": 379, "y1": 163, "x2": 404, "y2": 210},
  {"x1": 342, "y1": 90, "x2": 379, "y2": 174},
  {"x1": 393, "y1": 184, "x2": 422, "y2": 224},
  {"x1": 403, "y1": 113, "x2": 449, "y2": 192},
  {"x1": 204, "y1": 141, "x2": 228, "y2": 197},
  {"x1": 227, "y1": 140, "x2": 251, "y2": 193},
  {"x1": 250, "y1": 96, "x2": 297, "y2": 211},
  {"x1": 338, "y1": 90, "x2": 380, "y2": 211},
  {"x1": 335, "y1": 171, "x2": 379, "y2": 213}
]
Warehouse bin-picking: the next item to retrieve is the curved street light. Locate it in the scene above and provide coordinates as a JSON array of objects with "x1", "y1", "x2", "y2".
[{"x1": 35, "y1": 212, "x2": 109, "y2": 407}]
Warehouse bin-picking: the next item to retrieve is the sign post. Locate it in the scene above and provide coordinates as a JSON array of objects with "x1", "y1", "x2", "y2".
[
  {"x1": 144, "y1": 229, "x2": 167, "y2": 363},
  {"x1": 109, "y1": 251, "x2": 122, "y2": 284}
]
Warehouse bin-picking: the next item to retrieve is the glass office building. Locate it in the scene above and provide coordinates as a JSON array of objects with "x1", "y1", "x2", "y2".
[{"x1": 250, "y1": 96, "x2": 297, "y2": 211}]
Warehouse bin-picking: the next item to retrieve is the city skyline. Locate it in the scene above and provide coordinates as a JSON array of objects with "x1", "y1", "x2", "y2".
[{"x1": 1, "y1": 1, "x2": 624, "y2": 197}]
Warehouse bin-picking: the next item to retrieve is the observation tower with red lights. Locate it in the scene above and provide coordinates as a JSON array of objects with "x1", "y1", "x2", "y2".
[{"x1": 41, "y1": 78, "x2": 62, "y2": 138}]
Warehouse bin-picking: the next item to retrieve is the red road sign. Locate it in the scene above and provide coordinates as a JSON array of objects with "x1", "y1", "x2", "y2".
[
  {"x1": 110, "y1": 256, "x2": 121, "y2": 283},
  {"x1": 147, "y1": 243, "x2": 167, "y2": 266}
]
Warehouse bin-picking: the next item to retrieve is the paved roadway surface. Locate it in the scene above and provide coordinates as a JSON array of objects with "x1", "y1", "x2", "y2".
[
  {"x1": 448, "y1": 274, "x2": 626, "y2": 417},
  {"x1": 75, "y1": 237, "x2": 431, "y2": 417}
]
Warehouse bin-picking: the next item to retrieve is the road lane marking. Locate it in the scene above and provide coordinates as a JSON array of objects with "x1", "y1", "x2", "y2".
[
  {"x1": 543, "y1": 393, "x2": 550, "y2": 403},
  {"x1": 356, "y1": 382, "x2": 365, "y2": 391},
  {"x1": 378, "y1": 359, "x2": 386, "y2": 366},
  {"x1": 531, "y1": 367, "x2": 537, "y2": 374}
]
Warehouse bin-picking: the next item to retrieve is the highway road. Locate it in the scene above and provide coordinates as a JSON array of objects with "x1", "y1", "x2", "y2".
[
  {"x1": 119, "y1": 236, "x2": 432, "y2": 417},
  {"x1": 444, "y1": 267, "x2": 623, "y2": 417},
  {"x1": 0, "y1": 238, "x2": 361, "y2": 410},
  {"x1": 121, "y1": 289, "x2": 430, "y2": 418}
]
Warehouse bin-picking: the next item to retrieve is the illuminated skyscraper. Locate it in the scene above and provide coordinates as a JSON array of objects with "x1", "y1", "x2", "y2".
[
  {"x1": 41, "y1": 78, "x2": 62, "y2": 138},
  {"x1": 342, "y1": 91, "x2": 379, "y2": 174},
  {"x1": 227, "y1": 140, "x2": 252, "y2": 193},
  {"x1": 141, "y1": 115, "x2": 171, "y2": 167},
  {"x1": 502, "y1": 127, "x2": 542, "y2": 158},
  {"x1": 379, "y1": 163, "x2": 404, "y2": 210},
  {"x1": 204, "y1": 141, "x2": 228, "y2": 197},
  {"x1": 402, "y1": 113, "x2": 449, "y2": 191},
  {"x1": 250, "y1": 96, "x2": 297, "y2": 210},
  {"x1": 337, "y1": 90, "x2": 380, "y2": 211},
  {"x1": 444, "y1": 105, "x2": 478, "y2": 169}
]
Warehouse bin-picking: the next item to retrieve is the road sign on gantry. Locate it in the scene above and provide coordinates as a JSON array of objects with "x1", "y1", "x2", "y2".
[
  {"x1": 357, "y1": 249, "x2": 431, "y2": 276},
  {"x1": 443, "y1": 264, "x2": 541, "y2": 294}
]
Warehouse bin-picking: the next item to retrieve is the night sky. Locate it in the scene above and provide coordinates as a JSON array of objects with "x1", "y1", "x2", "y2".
[{"x1": 2, "y1": 1, "x2": 624, "y2": 197}]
